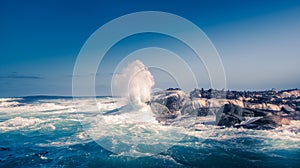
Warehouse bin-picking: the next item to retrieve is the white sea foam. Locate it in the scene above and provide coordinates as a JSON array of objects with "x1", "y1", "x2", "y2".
[
  {"x1": 0, "y1": 101, "x2": 72, "y2": 114},
  {"x1": 97, "y1": 99, "x2": 123, "y2": 112},
  {"x1": 37, "y1": 139, "x2": 85, "y2": 147},
  {"x1": 0, "y1": 98, "x2": 23, "y2": 107},
  {"x1": 186, "y1": 120, "x2": 300, "y2": 151},
  {"x1": 0, "y1": 98, "x2": 23, "y2": 102},
  {"x1": 78, "y1": 60, "x2": 300, "y2": 156},
  {"x1": 0, "y1": 98, "x2": 82, "y2": 117},
  {"x1": 0, "y1": 117, "x2": 43, "y2": 132},
  {"x1": 1, "y1": 91, "x2": 300, "y2": 157}
]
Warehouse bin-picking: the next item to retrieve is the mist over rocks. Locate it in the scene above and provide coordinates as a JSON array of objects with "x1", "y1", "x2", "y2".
[{"x1": 150, "y1": 88, "x2": 300, "y2": 129}]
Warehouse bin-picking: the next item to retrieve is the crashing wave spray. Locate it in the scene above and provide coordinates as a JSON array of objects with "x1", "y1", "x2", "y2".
[{"x1": 113, "y1": 60, "x2": 155, "y2": 110}]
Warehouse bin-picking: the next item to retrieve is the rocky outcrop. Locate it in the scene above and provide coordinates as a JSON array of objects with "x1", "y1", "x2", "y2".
[
  {"x1": 150, "y1": 88, "x2": 299, "y2": 129},
  {"x1": 150, "y1": 89, "x2": 186, "y2": 124},
  {"x1": 216, "y1": 104, "x2": 290, "y2": 129},
  {"x1": 281, "y1": 90, "x2": 300, "y2": 98},
  {"x1": 150, "y1": 102, "x2": 178, "y2": 124},
  {"x1": 216, "y1": 104, "x2": 254, "y2": 127},
  {"x1": 246, "y1": 103, "x2": 281, "y2": 111}
]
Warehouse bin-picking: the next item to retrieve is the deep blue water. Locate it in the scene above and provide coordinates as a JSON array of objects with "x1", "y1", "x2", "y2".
[{"x1": 0, "y1": 96, "x2": 299, "y2": 167}]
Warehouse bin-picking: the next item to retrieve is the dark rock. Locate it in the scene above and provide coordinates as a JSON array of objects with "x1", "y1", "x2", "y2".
[
  {"x1": 245, "y1": 115, "x2": 290, "y2": 129},
  {"x1": 216, "y1": 104, "x2": 290, "y2": 129},
  {"x1": 245, "y1": 108, "x2": 268, "y2": 116},
  {"x1": 181, "y1": 105, "x2": 210, "y2": 117},
  {"x1": 150, "y1": 102, "x2": 180, "y2": 124},
  {"x1": 283, "y1": 111, "x2": 300, "y2": 120},
  {"x1": 166, "y1": 88, "x2": 181, "y2": 91},
  {"x1": 150, "y1": 90, "x2": 186, "y2": 123},
  {"x1": 251, "y1": 115, "x2": 281, "y2": 128},
  {"x1": 217, "y1": 113, "x2": 243, "y2": 127},
  {"x1": 150, "y1": 88, "x2": 298, "y2": 129},
  {"x1": 216, "y1": 104, "x2": 251, "y2": 127},
  {"x1": 190, "y1": 88, "x2": 202, "y2": 99},
  {"x1": 197, "y1": 107, "x2": 210, "y2": 116},
  {"x1": 166, "y1": 96, "x2": 180, "y2": 112},
  {"x1": 190, "y1": 88, "x2": 226, "y2": 99},
  {"x1": 281, "y1": 105, "x2": 295, "y2": 113}
]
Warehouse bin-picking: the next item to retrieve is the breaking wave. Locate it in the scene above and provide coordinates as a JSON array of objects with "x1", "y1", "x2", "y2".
[{"x1": 0, "y1": 96, "x2": 300, "y2": 167}]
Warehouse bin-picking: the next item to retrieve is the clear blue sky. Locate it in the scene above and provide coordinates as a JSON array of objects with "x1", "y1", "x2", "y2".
[{"x1": 1, "y1": 0, "x2": 300, "y2": 97}]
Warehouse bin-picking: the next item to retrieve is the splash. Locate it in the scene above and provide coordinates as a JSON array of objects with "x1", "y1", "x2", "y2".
[{"x1": 113, "y1": 60, "x2": 155, "y2": 110}]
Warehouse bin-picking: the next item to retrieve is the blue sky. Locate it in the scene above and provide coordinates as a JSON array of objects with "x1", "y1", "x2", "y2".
[{"x1": 0, "y1": 0, "x2": 300, "y2": 97}]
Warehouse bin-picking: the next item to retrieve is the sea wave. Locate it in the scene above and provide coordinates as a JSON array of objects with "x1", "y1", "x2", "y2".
[
  {"x1": 0, "y1": 117, "x2": 43, "y2": 132},
  {"x1": 1, "y1": 96, "x2": 300, "y2": 167}
]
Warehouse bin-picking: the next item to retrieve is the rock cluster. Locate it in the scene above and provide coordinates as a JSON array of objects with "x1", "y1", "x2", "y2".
[
  {"x1": 216, "y1": 104, "x2": 290, "y2": 129},
  {"x1": 150, "y1": 88, "x2": 300, "y2": 129},
  {"x1": 150, "y1": 89, "x2": 186, "y2": 124}
]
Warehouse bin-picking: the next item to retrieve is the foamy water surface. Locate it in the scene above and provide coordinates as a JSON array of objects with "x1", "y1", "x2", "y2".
[{"x1": 0, "y1": 96, "x2": 300, "y2": 167}]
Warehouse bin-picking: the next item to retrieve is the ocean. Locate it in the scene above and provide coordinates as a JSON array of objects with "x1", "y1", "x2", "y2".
[{"x1": 0, "y1": 96, "x2": 299, "y2": 167}]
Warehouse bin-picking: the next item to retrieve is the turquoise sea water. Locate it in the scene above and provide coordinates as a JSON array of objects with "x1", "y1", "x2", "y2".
[{"x1": 0, "y1": 96, "x2": 299, "y2": 167}]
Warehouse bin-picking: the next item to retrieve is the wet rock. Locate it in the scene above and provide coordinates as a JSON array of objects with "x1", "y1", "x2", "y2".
[
  {"x1": 251, "y1": 115, "x2": 282, "y2": 128},
  {"x1": 181, "y1": 98, "x2": 211, "y2": 116},
  {"x1": 216, "y1": 104, "x2": 290, "y2": 129},
  {"x1": 166, "y1": 96, "x2": 181, "y2": 112},
  {"x1": 150, "y1": 102, "x2": 180, "y2": 124},
  {"x1": 217, "y1": 113, "x2": 243, "y2": 127},
  {"x1": 150, "y1": 89, "x2": 186, "y2": 121},
  {"x1": 244, "y1": 108, "x2": 268, "y2": 116},
  {"x1": 150, "y1": 88, "x2": 298, "y2": 128},
  {"x1": 216, "y1": 104, "x2": 254, "y2": 127},
  {"x1": 244, "y1": 115, "x2": 290, "y2": 129}
]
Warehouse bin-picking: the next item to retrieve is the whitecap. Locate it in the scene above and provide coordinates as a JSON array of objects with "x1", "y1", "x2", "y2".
[{"x1": 0, "y1": 117, "x2": 42, "y2": 132}]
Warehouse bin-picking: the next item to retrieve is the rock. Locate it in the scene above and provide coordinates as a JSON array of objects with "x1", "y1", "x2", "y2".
[
  {"x1": 216, "y1": 104, "x2": 289, "y2": 129},
  {"x1": 150, "y1": 89, "x2": 186, "y2": 123},
  {"x1": 151, "y1": 89, "x2": 186, "y2": 108},
  {"x1": 217, "y1": 113, "x2": 243, "y2": 127},
  {"x1": 216, "y1": 104, "x2": 254, "y2": 127},
  {"x1": 247, "y1": 103, "x2": 281, "y2": 111},
  {"x1": 281, "y1": 90, "x2": 300, "y2": 98},
  {"x1": 266, "y1": 103, "x2": 281, "y2": 111},
  {"x1": 190, "y1": 88, "x2": 202, "y2": 98},
  {"x1": 228, "y1": 99, "x2": 244, "y2": 108},
  {"x1": 281, "y1": 105, "x2": 295, "y2": 113},
  {"x1": 280, "y1": 117, "x2": 291, "y2": 125},
  {"x1": 150, "y1": 88, "x2": 298, "y2": 128},
  {"x1": 244, "y1": 108, "x2": 268, "y2": 116},
  {"x1": 207, "y1": 98, "x2": 228, "y2": 108},
  {"x1": 166, "y1": 96, "x2": 181, "y2": 112},
  {"x1": 181, "y1": 98, "x2": 210, "y2": 116},
  {"x1": 249, "y1": 115, "x2": 290, "y2": 129},
  {"x1": 150, "y1": 102, "x2": 179, "y2": 124}
]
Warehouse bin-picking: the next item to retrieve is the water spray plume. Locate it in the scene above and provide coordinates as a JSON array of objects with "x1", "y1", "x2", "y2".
[{"x1": 113, "y1": 60, "x2": 155, "y2": 109}]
